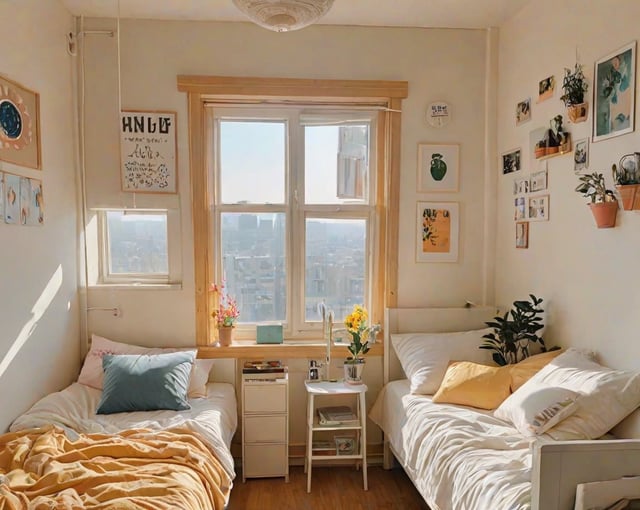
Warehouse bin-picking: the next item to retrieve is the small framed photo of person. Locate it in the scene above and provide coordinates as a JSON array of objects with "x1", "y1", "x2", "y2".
[
  {"x1": 516, "y1": 221, "x2": 529, "y2": 249},
  {"x1": 538, "y1": 75, "x2": 555, "y2": 102},
  {"x1": 502, "y1": 148, "x2": 522, "y2": 175},
  {"x1": 516, "y1": 98, "x2": 531, "y2": 126}
]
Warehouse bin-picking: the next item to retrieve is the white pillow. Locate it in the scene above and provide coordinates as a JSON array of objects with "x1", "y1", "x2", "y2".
[
  {"x1": 391, "y1": 328, "x2": 493, "y2": 395},
  {"x1": 494, "y1": 384, "x2": 580, "y2": 436},
  {"x1": 515, "y1": 348, "x2": 640, "y2": 440},
  {"x1": 78, "y1": 334, "x2": 214, "y2": 398}
]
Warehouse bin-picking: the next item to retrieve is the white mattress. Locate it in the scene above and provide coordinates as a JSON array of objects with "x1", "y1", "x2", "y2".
[
  {"x1": 9, "y1": 382, "x2": 238, "y2": 478},
  {"x1": 370, "y1": 379, "x2": 535, "y2": 510}
]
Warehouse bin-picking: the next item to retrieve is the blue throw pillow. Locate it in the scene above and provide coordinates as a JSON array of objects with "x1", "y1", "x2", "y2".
[{"x1": 96, "y1": 351, "x2": 195, "y2": 414}]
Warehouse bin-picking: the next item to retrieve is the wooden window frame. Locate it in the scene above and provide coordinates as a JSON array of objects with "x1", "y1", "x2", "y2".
[{"x1": 177, "y1": 76, "x2": 407, "y2": 346}]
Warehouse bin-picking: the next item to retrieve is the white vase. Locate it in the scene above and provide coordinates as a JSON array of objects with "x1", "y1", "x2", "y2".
[{"x1": 343, "y1": 360, "x2": 365, "y2": 385}]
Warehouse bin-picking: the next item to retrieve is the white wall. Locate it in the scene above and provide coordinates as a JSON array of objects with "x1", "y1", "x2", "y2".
[
  {"x1": 81, "y1": 18, "x2": 491, "y2": 448},
  {"x1": 496, "y1": 0, "x2": 640, "y2": 370},
  {"x1": 0, "y1": 0, "x2": 79, "y2": 431}
]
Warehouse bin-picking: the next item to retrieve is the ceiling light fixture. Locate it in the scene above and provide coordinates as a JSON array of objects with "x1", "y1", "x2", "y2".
[{"x1": 232, "y1": 0, "x2": 335, "y2": 33}]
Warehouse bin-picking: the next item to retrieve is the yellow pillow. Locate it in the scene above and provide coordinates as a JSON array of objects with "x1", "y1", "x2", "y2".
[
  {"x1": 510, "y1": 349, "x2": 564, "y2": 392},
  {"x1": 432, "y1": 361, "x2": 511, "y2": 410}
]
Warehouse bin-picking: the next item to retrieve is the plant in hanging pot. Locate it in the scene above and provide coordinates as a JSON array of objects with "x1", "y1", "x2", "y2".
[
  {"x1": 575, "y1": 171, "x2": 618, "y2": 228},
  {"x1": 480, "y1": 295, "x2": 549, "y2": 366},
  {"x1": 613, "y1": 157, "x2": 640, "y2": 210},
  {"x1": 210, "y1": 283, "x2": 240, "y2": 346},
  {"x1": 560, "y1": 63, "x2": 589, "y2": 123},
  {"x1": 343, "y1": 304, "x2": 375, "y2": 385}
]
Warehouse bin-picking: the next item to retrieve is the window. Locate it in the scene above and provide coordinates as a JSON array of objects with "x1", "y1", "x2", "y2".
[
  {"x1": 212, "y1": 108, "x2": 378, "y2": 338},
  {"x1": 99, "y1": 210, "x2": 170, "y2": 284},
  {"x1": 178, "y1": 75, "x2": 407, "y2": 345}
]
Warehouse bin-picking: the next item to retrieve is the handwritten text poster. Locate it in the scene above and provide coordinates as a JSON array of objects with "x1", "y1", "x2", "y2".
[{"x1": 120, "y1": 110, "x2": 177, "y2": 193}]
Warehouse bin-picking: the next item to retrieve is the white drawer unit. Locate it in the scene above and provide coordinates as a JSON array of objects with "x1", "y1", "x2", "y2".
[{"x1": 242, "y1": 368, "x2": 289, "y2": 482}]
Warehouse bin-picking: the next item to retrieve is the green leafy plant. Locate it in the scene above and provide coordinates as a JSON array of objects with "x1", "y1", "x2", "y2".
[
  {"x1": 575, "y1": 172, "x2": 617, "y2": 203},
  {"x1": 480, "y1": 295, "x2": 547, "y2": 366},
  {"x1": 560, "y1": 63, "x2": 589, "y2": 106}
]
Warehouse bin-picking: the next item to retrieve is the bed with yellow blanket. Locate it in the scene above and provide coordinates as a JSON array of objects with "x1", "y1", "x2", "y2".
[{"x1": 2, "y1": 382, "x2": 237, "y2": 509}]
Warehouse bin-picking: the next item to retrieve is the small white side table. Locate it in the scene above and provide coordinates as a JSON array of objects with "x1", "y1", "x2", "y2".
[{"x1": 304, "y1": 380, "x2": 368, "y2": 493}]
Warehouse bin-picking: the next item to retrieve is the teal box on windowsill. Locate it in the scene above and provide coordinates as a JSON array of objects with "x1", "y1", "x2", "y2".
[{"x1": 256, "y1": 325, "x2": 284, "y2": 344}]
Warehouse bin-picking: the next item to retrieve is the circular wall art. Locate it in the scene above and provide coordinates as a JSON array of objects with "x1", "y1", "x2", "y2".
[
  {"x1": 426, "y1": 101, "x2": 451, "y2": 128},
  {"x1": 0, "y1": 76, "x2": 40, "y2": 169}
]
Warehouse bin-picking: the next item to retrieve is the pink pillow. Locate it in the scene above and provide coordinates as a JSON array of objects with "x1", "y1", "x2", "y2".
[{"x1": 78, "y1": 334, "x2": 214, "y2": 398}]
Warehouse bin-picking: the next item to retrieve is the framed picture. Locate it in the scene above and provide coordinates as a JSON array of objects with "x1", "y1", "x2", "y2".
[
  {"x1": 417, "y1": 143, "x2": 459, "y2": 192},
  {"x1": 528, "y1": 194, "x2": 549, "y2": 221},
  {"x1": 0, "y1": 76, "x2": 41, "y2": 169},
  {"x1": 516, "y1": 221, "x2": 529, "y2": 249},
  {"x1": 513, "y1": 177, "x2": 529, "y2": 195},
  {"x1": 593, "y1": 41, "x2": 636, "y2": 142},
  {"x1": 514, "y1": 196, "x2": 526, "y2": 220},
  {"x1": 516, "y1": 98, "x2": 531, "y2": 126},
  {"x1": 335, "y1": 436, "x2": 356, "y2": 456},
  {"x1": 538, "y1": 75, "x2": 555, "y2": 102},
  {"x1": 574, "y1": 138, "x2": 589, "y2": 173},
  {"x1": 416, "y1": 201, "x2": 459, "y2": 263},
  {"x1": 3, "y1": 172, "x2": 20, "y2": 224},
  {"x1": 530, "y1": 169, "x2": 548, "y2": 192},
  {"x1": 120, "y1": 110, "x2": 178, "y2": 193},
  {"x1": 501, "y1": 148, "x2": 521, "y2": 175}
]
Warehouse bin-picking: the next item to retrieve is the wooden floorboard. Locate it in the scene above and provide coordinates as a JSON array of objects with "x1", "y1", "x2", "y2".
[{"x1": 228, "y1": 466, "x2": 430, "y2": 510}]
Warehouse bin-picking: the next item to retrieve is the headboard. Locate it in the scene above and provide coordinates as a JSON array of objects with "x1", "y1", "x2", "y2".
[{"x1": 383, "y1": 306, "x2": 498, "y2": 384}]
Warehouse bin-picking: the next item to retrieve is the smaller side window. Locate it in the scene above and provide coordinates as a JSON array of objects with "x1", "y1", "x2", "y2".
[{"x1": 100, "y1": 210, "x2": 169, "y2": 284}]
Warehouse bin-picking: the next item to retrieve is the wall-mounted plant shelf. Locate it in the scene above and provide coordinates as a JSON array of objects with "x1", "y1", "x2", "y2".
[
  {"x1": 616, "y1": 184, "x2": 640, "y2": 210},
  {"x1": 534, "y1": 135, "x2": 572, "y2": 161}
]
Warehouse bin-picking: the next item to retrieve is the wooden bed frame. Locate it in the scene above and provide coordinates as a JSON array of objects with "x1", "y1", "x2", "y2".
[{"x1": 382, "y1": 306, "x2": 640, "y2": 510}]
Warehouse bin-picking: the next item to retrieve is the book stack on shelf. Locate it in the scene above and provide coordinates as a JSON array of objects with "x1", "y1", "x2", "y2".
[{"x1": 317, "y1": 406, "x2": 358, "y2": 426}]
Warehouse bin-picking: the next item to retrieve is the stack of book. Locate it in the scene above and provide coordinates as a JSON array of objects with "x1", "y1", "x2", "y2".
[{"x1": 317, "y1": 406, "x2": 358, "y2": 426}]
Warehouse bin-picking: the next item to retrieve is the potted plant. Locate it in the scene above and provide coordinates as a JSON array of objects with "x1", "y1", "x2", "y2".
[
  {"x1": 343, "y1": 304, "x2": 375, "y2": 384},
  {"x1": 480, "y1": 295, "x2": 548, "y2": 366},
  {"x1": 210, "y1": 283, "x2": 240, "y2": 346},
  {"x1": 575, "y1": 171, "x2": 618, "y2": 228},
  {"x1": 613, "y1": 157, "x2": 640, "y2": 210},
  {"x1": 560, "y1": 63, "x2": 589, "y2": 123}
]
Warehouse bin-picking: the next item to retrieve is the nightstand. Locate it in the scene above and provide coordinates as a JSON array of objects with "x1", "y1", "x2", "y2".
[
  {"x1": 242, "y1": 368, "x2": 289, "y2": 482},
  {"x1": 304, "y1": 380, "x2": 368, "y2": 493}
]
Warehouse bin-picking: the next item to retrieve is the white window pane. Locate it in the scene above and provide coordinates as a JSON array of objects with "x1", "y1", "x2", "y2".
[
  {"x1": 107, "y1": 211, "x2": 168, "y2": 275},
  {"x1": 221, "y1": 213, "x2": 286, "y2": 323},
  {"x1": 305, "y1": 124, "x2": 369, "y2": 204},
  {"x1": 305, "y1": 218, "x2": 366, "y2": 322},
  {"x1": 220, "y1": 121, "x2": 285, "y2": 204}
]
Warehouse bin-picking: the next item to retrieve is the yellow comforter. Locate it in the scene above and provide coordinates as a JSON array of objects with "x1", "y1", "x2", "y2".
[{"x1": 0, "y1": 426, "x2": 232, "y2": 509}]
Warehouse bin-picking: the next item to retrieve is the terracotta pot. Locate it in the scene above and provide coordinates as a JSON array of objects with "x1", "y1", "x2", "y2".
[
  {"x1": 616, "y1": 184, "x2": 640, "y2": 210},
  {"x1": 534, "y1": 147, "x2": 545, "y2": 159},
  {"x1": 589, "y1": 201, "x2": 618, "y2": 228},
  {"x1": 218, "y1": 326, "x2": 234, "y2": 346},
  {"x1": 567, "y1": 103, "x2": 588, "y2": 123},
  {"x1": 545, "y1": 146, "x2": 559, "y2": 155}
]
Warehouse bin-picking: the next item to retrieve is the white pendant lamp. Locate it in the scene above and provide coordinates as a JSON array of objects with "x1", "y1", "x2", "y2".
[{"x1": 232, "y1": 0, "x2": 335, "y2": 32}]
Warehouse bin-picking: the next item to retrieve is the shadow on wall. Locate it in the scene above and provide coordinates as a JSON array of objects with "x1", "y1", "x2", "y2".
[{"x1": 0, "y1": 264, "x2": 63, "y2": 379}]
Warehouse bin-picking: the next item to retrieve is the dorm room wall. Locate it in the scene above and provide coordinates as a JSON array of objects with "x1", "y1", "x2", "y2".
[
  {"x1": 81, "y1": 19, "x2": 491, "y2": 451},
  {"x1": 0, "y1": 1, "x2": 80, "y2": 431},
  {"x1": 495, "y1": 0, "x2": 640, "y2": 371}
]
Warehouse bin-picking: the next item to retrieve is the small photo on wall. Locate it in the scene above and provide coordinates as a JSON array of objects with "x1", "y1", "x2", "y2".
[
  {"x1": 27, "y1": 178, "x2": 43, "y2": 225},
  {"x1": 514, "y1": 196, "x2": 526, "y2": 220},
  {"x1": 516, "y1": 98, "x2": 531, "y2": 126},
  {"x1": 538, "y1": 75, "x2": 555, "y2": 102},
  {"x1": 574, "y1": 138, "x2": 589, "y2": 173},
  {"x1": 417, "y1": 143, "x2": 459, "y2": 192},
  {"x1": 528, "y1": 195, "x2": 550, "y2": 221},
  {"x1": 3, "y1": 172, "x2": 20, "y2": 224},
  {"x1": 502, "y1": 148, "x2": 522, "y2": 175},
  {"x1": 513, "y1": 177, "x2": 529, "y2": 195},
  {"x1": 516, "y1": 221, "x2": 529, "y2": 249},
  {"x1": 530, "y1": 169, "x2": 548, "y2": 192}
]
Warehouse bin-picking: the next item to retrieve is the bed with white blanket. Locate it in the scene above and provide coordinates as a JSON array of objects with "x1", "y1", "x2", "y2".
[{"x1": 371, "y1": 307, "x2": 640, "y2": 510}]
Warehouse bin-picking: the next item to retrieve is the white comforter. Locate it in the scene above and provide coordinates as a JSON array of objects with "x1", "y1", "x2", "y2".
[
  {"x1": 9, "y1": 382, "x2": 238, "y2": 478},
  {"x1": 370, "y1": 380, "x2": 535, "y2": 510}
]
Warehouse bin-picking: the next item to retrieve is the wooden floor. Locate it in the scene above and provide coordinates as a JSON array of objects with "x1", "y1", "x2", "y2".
[{"x1": 228, "y1": 466, "x2": 430, "y2": 510}]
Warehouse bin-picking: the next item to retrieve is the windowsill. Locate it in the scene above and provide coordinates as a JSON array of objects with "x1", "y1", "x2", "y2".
[
  {"x1": 88, "y1": 283, "x2": 183, "y2": 290},
  {"x1": 197, "y1": 340, "x2": 383, "y2": 359}
]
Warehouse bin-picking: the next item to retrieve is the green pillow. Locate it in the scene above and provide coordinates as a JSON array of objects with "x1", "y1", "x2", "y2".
[{"x1": 97, "y1": 351, "x2": 194, "y2": 414}]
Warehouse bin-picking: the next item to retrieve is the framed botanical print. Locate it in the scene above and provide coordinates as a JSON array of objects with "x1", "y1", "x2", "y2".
[{"x1": 416, "y1": 201, "x2": 459, "y2": 263}]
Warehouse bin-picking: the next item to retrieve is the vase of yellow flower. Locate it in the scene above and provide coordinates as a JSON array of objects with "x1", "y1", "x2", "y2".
[
  {"x1": 343, "y1": 304, "x2": 372, "y2": 385},
  {"x1": 210, "y1": 283, "x2": 240, "y2": 346}
]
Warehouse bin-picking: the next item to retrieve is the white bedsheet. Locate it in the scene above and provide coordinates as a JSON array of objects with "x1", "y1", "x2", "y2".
[
  {"x1": 370, "y1": 379, "x2": 535, "y2": 510},
  {"x1": 9, "y1": 382, "x2": 238, "y2": 478}
]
